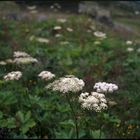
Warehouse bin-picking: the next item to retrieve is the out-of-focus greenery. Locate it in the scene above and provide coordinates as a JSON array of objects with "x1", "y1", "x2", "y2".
[{"x1": 0, "y1": 14, "x2": 140, "y2": 139}]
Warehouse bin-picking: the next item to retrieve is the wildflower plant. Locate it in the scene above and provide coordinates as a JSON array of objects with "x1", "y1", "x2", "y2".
[
  {"x1": 46, "y1": 75, "x2": 85, "y2": 138},
  {"x1": 3, "y1": 71, "x2": 22, "y2": 81},
  {"x1": 38, "y1": 71, "x2": 55, "y2": 81},
  {"x1": 46, "y1": 73, "x2": 118, "y2": 138}
]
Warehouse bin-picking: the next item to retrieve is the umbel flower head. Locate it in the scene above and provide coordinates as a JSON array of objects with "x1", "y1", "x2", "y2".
[
  {"x1": 79, "y1": 92, "x2": 108, "y2": 112},
  {"x1": 13, "y1": 51, "x2": 30, "y2": 58},
  {"x1": 13, "y1": 57, "x2": 38, "y2": 64},
  {"x1": 93, "y1": 31, "x2": 106, "y2": 39},
  {"x1": 38, "y1": 71, "x2": 55, "y2": 81},
  {"x1": 94, "y1": 82, "x2": 118, "y2": 93},
  {"x1": 126, "y1": 40, "x2": 133, "y2": 45},
  {"x1": 53, "y1": 26, "x2": 62, "y2": 30},
  {"x1": 4, "y1": 71, "x2": 22, "y2": 81},
  {"x1": 46, "y1": 75, "x2": 85, "y2": 93},
  {"x1": 57, "y1": 18, "x2": 67, "y2": 23},
  {"x1": 13, "y1": 51, "x2": 38, "y2": 64},
  {"x1": 127, "y1": 47, "x2": 134, "y2": 52}
]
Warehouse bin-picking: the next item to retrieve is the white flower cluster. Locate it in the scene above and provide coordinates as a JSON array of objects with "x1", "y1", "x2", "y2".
[
  {"x1": 46, "y1": 75, "x2": 85, "y2": 93},
  {"x1": 36, "y1": 37, "x2": 50, "y2": 44},
  {"x1": 14, "y1": 57, "x2": 38, "y2": 64},
  {"x1": 53, "y1": 26, "x2": 62, "y2": 30},
  {"x1": 57, "y1": 18, "x2": 67, "y2": 23},
  {"x1": 0, "y1": 59, "x2": 14, "y2": 65},
  {"x1": 94, "y1": 82, "x2": 118, "y2": 93},
  {"x1": 13, "y1": 51, "x2": 30, "y2": 58},
  {"x1": 94, "y1": 31, "x2": 106, "y2": 39},
  {"x1": 38, "y1": 71, "x2": 55, "y2": 81},
  {"x1": 55, "y1": 34, "x2": 62, "y2": 38},
  {"x1": 127, "y1": 47, "x2": 134, "y2": 52},
  {"x1": 27, "y1": 5, "x2": 36, "y2": 10},
  {"x1": 0, "y1": 61, "x2": 7, "y2": 65},
  {"x1": 79, "y1": 92, "x2": 108, "y2": 112},
  {"x1": 66, "y1": 27, "x2": 73, "y2": 32},
  {"x1": 4, "y1": 71, "x2": 22, "y2": 81},
  {"x1": 13, "y1": 51, "x2": 38, "y2": 64},
  {"x1": 126, "y1": 40, "x2": 133, "y2": 45}
]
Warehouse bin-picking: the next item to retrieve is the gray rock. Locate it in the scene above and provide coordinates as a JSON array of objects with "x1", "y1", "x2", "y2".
[{"x1": 78, "y1": 1, "x2": 114, "y2": 27}]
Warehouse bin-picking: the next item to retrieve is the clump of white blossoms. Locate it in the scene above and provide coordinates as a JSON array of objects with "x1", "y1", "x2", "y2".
[
  {"x1": 27, "y1": 5, "x2": 36, "y2": 10},
  {"x1": 38, "y1": 71, "x2": 55, "y2": 81},
  {"x1": 13, "y1": 51, "x2": 30, "y2": 58},
  {"x1": 5, "y1": 59, "x2": 14, "y2": 64},
  {"x1": 127, "y1": 47, "x2": 134, "y2": 52},
  {"x1": 13, "y1": 51, "x2": 38, "y2": 64},
  {"x1": 36, "y1": 37, "x2": 50, "y2": 44},
  {"x1": 126, "y1": 40, "x2": 133, "y2": 45},
  {"x1": 79, "y1": 92, "x2": 108, "y2": 112},
  {"x1": 14, "y1": 57, "x2": 38, "y2": 64},
  {"x1": 66, "y1": 27, "x2": 73, "y2": 32},
  {"x1": 4, "y1": 71, "x2": 22, "y2": 81},
  {"x1": 57, "y1": 18, "x2": 67, "y2": 23},
  {"x1": 55, "y1": 34, "x2": 62, "y2": 38},
  {"x1": 46, "y1": 75, "x2": 85, "y2": 93},
  {"x1": 53, "y1": 26, "x2": 62, "y2": 30},
  {"x1": 94, "y1": 31, "x2": 106, "y2": 39},
  {"x1": 0, "y1": 61, "x2": 7, "y2": 65},
  {"x1": 94, "y1": 82, "x2": 118, "y2": 93}
]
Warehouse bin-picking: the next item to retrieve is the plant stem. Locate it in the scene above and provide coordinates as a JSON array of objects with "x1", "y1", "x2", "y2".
[
  {"x1": 66, "y1": 93, "x2": 79, "y2": 139},
  {"x1": 99, "y1": 125, "x2": 102, "y2": 139}
]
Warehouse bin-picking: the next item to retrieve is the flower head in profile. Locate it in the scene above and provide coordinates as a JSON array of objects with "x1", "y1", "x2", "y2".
[
  {"x1": 94, "y1": 31, "x2": 106, "y2": 39},
  {"x1": 13, "y1": 51, "x2": 30, "y2": 58},
  {"x1": 38, "y1": 71, "x2": 55, "y2": 81},
  {"x1": 27, "y1": 5, "x2": 36, "y2": 10},
  {"x1": 66, "y1": 27, "x2": 73, "y2": 32},
  {"x1": 14, "y1": 57, "x2": 38, "y2": 64},
  {"x1": 55, "y1": 34, "x2": 62, "y2": 38},
  {"x1": 0, "y1": 61, "x2": 7, "y2": 65},
  {"x1": 46, "y1": 75, "x2": 85, "y2": 93},
  {"x1": 13, "y1": 51, "x2": 38, "y2": 64},
  {"x1": 53, "y1": 26, "x2": 62, "y2": 30},
  {"x1": 94, "y1": 82, "x2": 118, "y2": 93},
  {"x1": 126, "y1": 40, "x2": 133, "y2": 45},
  {"x1": 79, "y1": 92, "x2": 108, "y2": 112},
  {"x1": 127, "y1": 47, "x2": 134, "y2": 52},
  {"x1": 57, "y1": 18, "x2": 67, "y2": 23},
  {"x1": 36, "y1": 37, "x2": 50, "y2": 44},
  {"x1": 4, "y1": 71, "x2": 22, "y2": 81}
]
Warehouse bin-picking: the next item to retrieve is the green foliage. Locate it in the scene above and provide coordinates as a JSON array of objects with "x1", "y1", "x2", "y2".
[{"x1": 0, "y1": 14, "x2": 139, "y2": 139}]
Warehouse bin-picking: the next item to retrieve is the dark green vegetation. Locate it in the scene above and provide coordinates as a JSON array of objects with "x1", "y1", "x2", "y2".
[{"x1": 0, "y1": 14, "x2": 140, "y2": 139}]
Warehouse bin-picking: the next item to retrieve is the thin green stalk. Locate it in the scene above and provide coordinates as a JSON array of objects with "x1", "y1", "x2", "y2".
[{"x1": 66, "y1": 93, "x2": 79, "y2": 139}]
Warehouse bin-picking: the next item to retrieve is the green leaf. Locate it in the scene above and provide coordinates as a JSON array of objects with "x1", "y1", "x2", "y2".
[
  {"x1": 0, "y1": 111, "x2": 3, "y2": 119},
  {"x1": 25, "y1": 111, "x2": 31, "y2": 122},
  {"x1": 79, "y1": 129, "x2": 86, "y2": 138},
  {"x1": 20, "y1": 120, "x2": 36, "y2": 134},
  {"x1": 6, "y1": 118, "x2": 16, "y2": 128},
  {"x1": 16, "y1": 111, "x2": 24, "y2": 123},
  {"x1": 90, "y1": 129, "x2": 105, "y2": 139},
  {"x1": 60, "y1": 119, "x2": 75, "y2": 128},
  {"x1": 0, "y1": 91, "x2": 17, "y2": 106}
]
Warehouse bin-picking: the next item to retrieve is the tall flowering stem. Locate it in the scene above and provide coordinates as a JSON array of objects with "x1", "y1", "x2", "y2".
[
  {"x1": 46, "y1": 75, "x2": 85, "y2": 138},
  {"x1": 66, "y1": 93, "x2": 79, "y2": 139}
]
